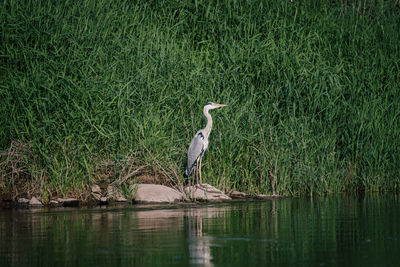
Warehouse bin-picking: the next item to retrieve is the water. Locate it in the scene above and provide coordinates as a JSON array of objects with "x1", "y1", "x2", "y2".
[{"x1": 1, "y1": 196, "x2": 400, "y2": 266}]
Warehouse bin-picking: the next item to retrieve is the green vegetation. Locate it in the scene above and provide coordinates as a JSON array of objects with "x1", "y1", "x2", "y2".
[{"x1": 1, "y1": 0, "x2": 399, "y2": 199}]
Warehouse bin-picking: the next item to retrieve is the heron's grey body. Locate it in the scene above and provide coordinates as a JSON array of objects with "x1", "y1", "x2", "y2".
[
  {"x1": 185, "y1": 102, "x2": 227, "y2": 184},
  {"x1": 185, "y1": 130, "x2": 209, "y2": 176}
]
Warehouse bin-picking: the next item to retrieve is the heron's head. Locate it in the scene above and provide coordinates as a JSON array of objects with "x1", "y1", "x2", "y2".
[{"x1": 204, "y1": 102, "x2": 227, "y2": 110}]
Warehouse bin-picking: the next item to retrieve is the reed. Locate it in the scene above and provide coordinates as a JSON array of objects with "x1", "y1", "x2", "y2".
[{"x1": 1, "y1": 0, "x2": 399, "y2": 198}]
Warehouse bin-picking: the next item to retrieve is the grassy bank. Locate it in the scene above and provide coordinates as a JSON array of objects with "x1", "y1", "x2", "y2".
[{"x1": 1, "y1": 0, "x2": 399, "y2": 201}]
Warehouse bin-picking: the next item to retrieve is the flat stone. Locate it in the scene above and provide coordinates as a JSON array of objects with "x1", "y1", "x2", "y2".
[
  {"x1": 29, "y1": 197, "x2": 43, "y2": 206},
  {"x1": 100, "y1": 197, "x2": 108, "y2": 204},
  {"x1": 132, "y1": 184, "x2": 185, "y2": 203},
  {"x1": 57, "y1": 198, "x2": 79, "y2": 207},
  {"x1": 229, "y1": 190, "x2": 248, "y2": 199},
  {"x1": 115, "y1": 196, "x2": 128, "y2": 202},
  {"x1": 91, "y1": 184, "x2": 102, "y2": 194},
  {"x1": 49, "y1": 200, "x2": 61, "y2": 207},
  {"x1": 18, "y1": 198, "x2": 30, "y2": 204},
  {"x1": 184, "y1": 184, "x2": 231, "y2": 202}
]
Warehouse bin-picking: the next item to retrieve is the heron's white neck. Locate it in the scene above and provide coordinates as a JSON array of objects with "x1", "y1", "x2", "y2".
[{"x1": 203, "y1": 107, "x2": 212, "y2": 138}]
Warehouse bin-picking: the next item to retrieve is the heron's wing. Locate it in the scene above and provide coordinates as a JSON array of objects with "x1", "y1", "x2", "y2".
[{"x1": 185, "y1": 131, "x2": 205, "y2": 176}]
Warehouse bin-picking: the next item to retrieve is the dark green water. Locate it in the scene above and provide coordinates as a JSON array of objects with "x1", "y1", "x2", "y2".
[{"x1": 1, "y1": 196, "x2": 400, "y2": 266}]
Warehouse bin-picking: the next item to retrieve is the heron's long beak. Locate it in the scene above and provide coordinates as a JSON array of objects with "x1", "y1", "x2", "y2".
[{"x1": 217, "y1": 104, "x2": 227, "y2": 107}]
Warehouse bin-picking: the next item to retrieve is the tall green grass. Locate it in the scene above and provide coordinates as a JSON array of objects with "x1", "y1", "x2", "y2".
[{"x1": 1, "y1": 0, "x2": 399, "y2": 197}]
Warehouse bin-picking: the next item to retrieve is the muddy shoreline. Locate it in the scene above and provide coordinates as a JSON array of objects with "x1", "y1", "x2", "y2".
[{"x1": 0, "y1": 186, "x2": 285, "y2": 209}]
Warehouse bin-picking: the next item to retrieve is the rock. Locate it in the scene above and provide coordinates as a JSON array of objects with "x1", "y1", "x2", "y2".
[
  {"x1": 132, "y1": 184, "x2": 185, "y2": 203},
  {"x1": 49, "y1": 200, "x2": 61, "y2": 207},
  {"x1": 100, "y1": 197, "x2": 108, "y2": 205},
  {"x1": 91, "y1": 184, "x2": 102, "y2": 194},
  {"x1": 18, "y1": 198, "x2": 30, "y2": 204},
  {"x1": 229, "y1": 190, "x2": 248, "y2": 199},
  {"x1": 17, "y1": 198, "x2": 30, "y2": 208},
  {"x1": 184, "y1": 184, "x2": 231, "y2": 202},
  {"x1": 115, "y1": 196, "x2": 128, "y2": 202},
  {"x1": 29, "y1": 197, "x2": 43, "y2": 206},
  {"x1": 57, "y1": 198, "x2": 79, "y2": 207},
  {"x1": 91, "y1": 192, "x2": 101, "y2": 201}
]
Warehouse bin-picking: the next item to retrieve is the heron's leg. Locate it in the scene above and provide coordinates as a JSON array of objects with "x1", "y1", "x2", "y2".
[
  {"x1": 195, "y1": 158, "x2": 200, "y2": 185},
  {"x1": 198, "y1": 161, "x2": 201, "y2": 185},
  {"x1": 199, "y1": 157, "x2": 203, "y2": 185},
  {"x1": 194, "y1": 164, "x2": 198, "y2": 185},
  {"x1": 192, "y1": 162, "x2": 195, "y2": 185},
  {"x1": 191, "y1": 166, "x2": 195, "y2": 186}
]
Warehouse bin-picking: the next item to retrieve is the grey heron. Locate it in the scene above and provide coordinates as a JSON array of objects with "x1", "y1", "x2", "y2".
[{"x1": 185, "y1": 102, "x2": 227, "y2": 186}]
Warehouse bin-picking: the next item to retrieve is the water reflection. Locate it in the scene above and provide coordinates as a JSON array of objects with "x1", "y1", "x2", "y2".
[
  {"x1": 1, "y1": 196, "x2": 400, "y2": 266},
  {"x1": 184, "y1": 208, "x2": 213, "y2": 266}
]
